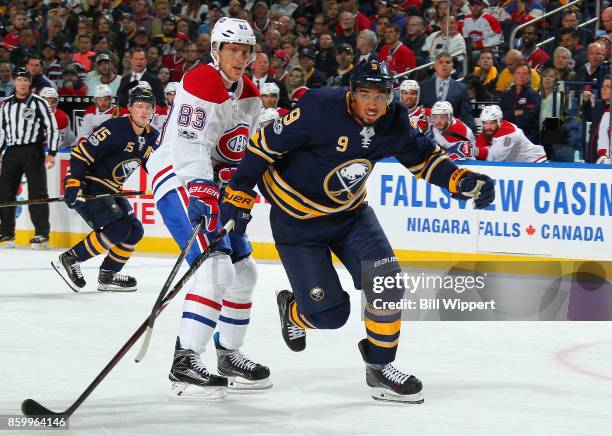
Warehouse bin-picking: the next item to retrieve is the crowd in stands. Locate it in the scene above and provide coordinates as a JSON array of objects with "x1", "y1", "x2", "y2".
[{"x1": 0, "y1": 0, "x2": 611, "y2": 162}]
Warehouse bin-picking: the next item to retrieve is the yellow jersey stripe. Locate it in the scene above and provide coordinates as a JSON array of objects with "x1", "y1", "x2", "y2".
[
  {"x1": 367, "y1": 336, "x2": 399, "y2": 349},
  {"x1": 247, "y1": 144, "x2": 275, "y2": 164},
  {"x1": 259, "y1": 128, "x2": 283, "y2": 156},
  {"x1": 365, "y1": 318, "x2": 401, "y2": 336},
  {"x1": 111, "y1": 245, "x2": 133, "y2": 258},
  {"x1": 107, "y1": 252, "x2": 127, "y2": 264},
  {"x1": 89, "y1": 233, "x2": 107, "y2": 253}
]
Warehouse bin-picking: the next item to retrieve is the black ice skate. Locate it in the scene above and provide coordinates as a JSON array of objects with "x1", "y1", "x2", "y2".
[
  {"x1": 30, "y1": 235, "x2": 49, "y2": 250},
  {"x1": 0, "y1": 234, "x2": 15, "y2": 248},
  {"x1": 169, "y1": 337, "x2": 228, "y2": 400},
  {"x1": 276, "y1": 290, "x2": 306, "y2": 352},
  {"x1": 358, "y1": 339, "x2": 424, "y2": 404},
  {"x1": 51, "y1": 250, "x2": 86, "y2": 292},
  {"x1": 214, "y1": 332, "x2": 272, "y2": 390},
  {"x1": 97, "y1": 269, "x2": 137, "y2": 292}
]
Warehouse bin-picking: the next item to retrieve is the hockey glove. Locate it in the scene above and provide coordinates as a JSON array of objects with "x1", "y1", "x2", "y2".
[
  {"x1": 187, "y1": 179, "x2": 221, "y2": 233},
  {"x1": 64, "y1": 177, "x2": 83, "y2": 209},
  {"x1": 449, "y1": 168, "x2": 495, "y2": 209},
  {"x1": 220, "y1": 186, "x2": 257, "y2": 235},
  {"x1": 445, "y1": 141, "x2": 474, "y2": 161}
]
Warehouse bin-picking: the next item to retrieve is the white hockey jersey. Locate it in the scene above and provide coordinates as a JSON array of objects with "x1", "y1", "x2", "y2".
[
  {"x1": 432, "y1": 117, "x2": 475, "y2": 159},
  {"x1": 79, "y1": 104, "x2": 128, "y2": 141},
  {"x1": 147, "y1": 63, "x2": 261, "y2": 201},
  {"x1": 476, "y1": 120, "x2": 547, "y2": 163},
  {"x1": 597, "y1": 107, "x2": 611, "y2": 158},
  {"x1": 408, "y1": 105, "x2": 430, "y2": 131},
  {"x1": 461, "y1": 13, "x2": 503, "y2": 49}
]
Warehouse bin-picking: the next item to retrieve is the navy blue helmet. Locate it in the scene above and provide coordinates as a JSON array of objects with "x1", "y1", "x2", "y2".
[
  {"x1": 350, "y1": 60, "x2": 393, "y2": 94},
  {"x1": 128, "y1": 85, "x2": 156, "y2": 108}
]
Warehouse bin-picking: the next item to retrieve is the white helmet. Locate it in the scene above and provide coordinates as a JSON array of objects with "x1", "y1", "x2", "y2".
[
  {"x1": 260, "y1": 82, "x2": 280, "y2": 96},
  {"x1": 94, "y1": 84, "x2": 112, "y2": 98},
  {"x1": 211, "y1": 18, "x2": 257, "y2": 66},
  {"x1": 40, "y1": 87, "x2": 58, "y2": 99},
  {"x1": 165, "y1": 82, "x2": 179, "y2": 94},
  {"x1": 431, "y1": 101, "x2": 453, "y2": 117},
  {"x1": 399, "y1": 80, "x2": 420, "y2": 97},
  {"x1": 480, "y1": 105, "x2": 503, "y2": 123}
]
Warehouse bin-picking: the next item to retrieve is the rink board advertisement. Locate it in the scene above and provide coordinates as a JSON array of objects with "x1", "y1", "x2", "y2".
[{"x1": 13, "y1": 155, "x2": 612, "y2": 261}]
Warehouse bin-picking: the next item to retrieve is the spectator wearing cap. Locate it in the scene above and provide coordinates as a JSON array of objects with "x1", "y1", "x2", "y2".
[
  {"x1": 378, "y1": 23, "x2": 416, "y2": 76},
  {"x1": 335, "y1": 11, "x2": 358, "y2": 51},
  {"x1": 462, "y1": 0, "x2": 503, "y2": 52},
  {"x1": 134, "y1": 27, "x2": 152, "y2": 50},
  {"x1": 58, "y1": 65, "x2": 88, "y2": 96},
  {"x1": 315, "y1": 33, "x2": 338, "y2": 77},
  {"x1": 499, "y1": 62, "x2": 541, "y2": 142},
  {"x1": 1, "y1": 10, "x2": 27, "y2": 49},
  {"x1": 252, "y1": 52, "x2": 291, "y2": 109},
  {"x1": 575, "y1": 42, "x2": 609, "y2": 92},
  {"x1": 41, "y1": 43, "x2": 63, "y2": 86},
  {"x1": 0, "y1": 62, "x2": 13, "y2": 98},
  {"x1": 403, "y1": 16, "x2": 427, "y2": 66},
  {"x1": 133, "y1": 0, "x2": 156, "y2": 36},
  {"x1": 57, "y1": 43, "x2": 75, "y2": 71},
  {"x1": 271, "y1": 0, "x2": 298, "y2": 16},
  {"x1": 73, "y1": 34, "x2": 96, "y2": 72},
  {"x1": 271, "y1": 50, "x2": 291, "y2": 82},
  {"x1": 298, "y1": 47, "x2": 328, "y2": 88},
  {"x1": 154, "y1": 16, "x2": 178, "y2": 56},
  {"x1": 196, "y1": 33, "x2": 213, "y2": 64},
  {"x1": 25, "y1": 55, "x2": 56, "y2": 95},
  {"x1": 198, "y1": 2, "x2": 223, "y2": 35},
  {"x1": 328, "y1": 43, "x2": 354, "y2": 88},
  {"x1": 495, "y1": 49, "x2": 541, "y2": 93},
  {"x1": 85, "y1": 53, "x2": 122, "y2": 97},
  {"x1": 356, "y1": 29, "x2": 378, "y2": 65},
  {"x1": 117, "y1": 47, "x2": 166, "y2": 107},
  {"x1": 518, "y1": 25, "x2": 548, "y2": 72}
]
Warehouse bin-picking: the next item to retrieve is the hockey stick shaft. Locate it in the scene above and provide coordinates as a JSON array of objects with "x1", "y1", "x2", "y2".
[
  {"x1": 135, "y1": 218, "x2": 205, "y2": 363},
  {"x1": 21, "y1": 220, "x2": 234, "y2": 419},
  {"x1": 0, "y1": 190, "x2": 148, "y2": 208}
]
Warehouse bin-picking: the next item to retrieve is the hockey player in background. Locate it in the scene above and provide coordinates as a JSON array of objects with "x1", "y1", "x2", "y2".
[
  {"x1": 147, "y1": 17, "x2": 271, "y2": 400},
  {"x1": 51, "y1": 86, "x2": 158, "y2": 292},
  {"x1": 398, "y1": 80, "x2": 429, "y2": 131},
  {"x1": 429, "y1": 101, "x2": 475, "y2": 160},
  {"x1": 79, "y1": 84, "x2": 128, "y2": 141},
  {"x1": 150, "y1": 82, "x2": 179, "y2": 131},
  {"x1": 259, "y1": 82, "x2": 289, "y2": 129},
  {"x1": 220, "y1": 61, "x2": 495, "y2": 403},
  {"x1": 475, "y1": 105, "x2": 548, "y2": 162},
  {"x1": 40, "y1": 87, "x2": 76, "y2": 149}
]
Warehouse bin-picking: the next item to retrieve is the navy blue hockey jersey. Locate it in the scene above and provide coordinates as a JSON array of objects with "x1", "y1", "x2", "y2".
[
  {"x1": 233, "y1": 88, "x2": 463, "y2": 219},
  {"x1": 70, "y1": 117, "x2": 159, "y2": 193}
]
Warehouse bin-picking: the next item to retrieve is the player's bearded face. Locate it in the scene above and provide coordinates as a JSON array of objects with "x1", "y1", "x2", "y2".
[
  {"x1": 351, "y1": 87, "x2": 388, "y2": 126},
  {"x1": 219, "y1": 43, "x2": 253, "y2": 82},
  {"x1": 482, "y1": 120, "x2": 499, "y2": 140},
  {"x1": 129, "y1": 101, "x2": 154, "y2": 127},
  {"x1": 96, "y1": 96, "x2": 112, "y2": 112},
  {"x1": 432, "y1": 114, "x2": 449, "y2": 131},
  {"x1": 400, "y1": 90, "x2": 418, "y2": 108}
]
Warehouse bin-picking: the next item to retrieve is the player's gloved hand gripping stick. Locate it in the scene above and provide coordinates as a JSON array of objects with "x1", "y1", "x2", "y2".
[{"x1": 449, "y1": 168, "x2": 495, "y2": 209}]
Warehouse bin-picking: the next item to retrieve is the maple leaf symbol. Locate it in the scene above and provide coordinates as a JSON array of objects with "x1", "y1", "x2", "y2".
[{"x1": 526, "y1": 225, "x2": 536, "y2": 236}]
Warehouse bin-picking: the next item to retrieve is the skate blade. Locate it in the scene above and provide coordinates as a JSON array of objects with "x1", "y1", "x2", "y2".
[
  {"x1": 97, "y1": 284, "x2": 138, "y2": 292},
  {"x1": 226, "y1": 376, "x2": 273, "y2": 391},
  {"x1": 0, "y1": 241, "x2": 16, "y2": 249},
  {"x1": 51, "y1": 260, "x2": 82, "y2": 293},
  {"x1": 31, "y1": 242, "x2": 49, "y2": 250},
  {"x1": 167, "y1": 382, "x2": 228, "y2": 401},
  {"x1": 370, "y1": 388, "x2": 424, "y2": 404}
]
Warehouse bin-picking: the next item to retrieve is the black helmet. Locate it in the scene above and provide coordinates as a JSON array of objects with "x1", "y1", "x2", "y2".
[
  {"x1": 128, "y1": 85, "x2": 156, "y2": 108},
  {"x1": 350, "y1": 60, "x2": 393, "y2": 94},
  {"x1": 13, "y1": 67, "x2": 31, "y2": 81}
]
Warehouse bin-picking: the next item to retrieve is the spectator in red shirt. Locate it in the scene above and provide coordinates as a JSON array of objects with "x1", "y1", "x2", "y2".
[
  {"x1": 519, "y1": 25, "x2": 549, "y2": 72},
  {"x1": 378, "y1": 23, "x2": 416, "y2": 76},
  {"x1": 1, "y1": 10, "x2": 27, "y2": 48}
]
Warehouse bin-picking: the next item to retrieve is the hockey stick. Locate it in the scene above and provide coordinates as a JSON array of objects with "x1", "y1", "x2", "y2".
[
  {"x1": 21, "y1": 220, "x2": 235, "y2": 421},
  {"x1": 134, "y1": 218, "x2": 205, "y2": 363},
  {"x1": 0, "y1": 190, "x2": 148, "y2": 208}
]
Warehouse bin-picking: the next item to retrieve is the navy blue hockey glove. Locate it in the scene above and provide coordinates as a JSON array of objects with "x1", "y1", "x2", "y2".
[
  {"x1": 220, "y1": 186, "x2": 257, "y2": 235},
  {"x1": 450, "y1": 169, "x2": 495, "y2": 209},
  {"x1": 445, "y1": 141, "x2": 474, "y2": 161},
  {"x1": 187, "y1": 179, "x2": 220, "y2": 233},
  {"x1": 64, "y1": 177, "x2": 83, "y2": 209}
]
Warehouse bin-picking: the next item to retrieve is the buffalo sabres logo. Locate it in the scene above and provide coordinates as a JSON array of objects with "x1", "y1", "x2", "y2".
[
  {"x1": 310, "y1": 287, "x2": 325, "y2": 302},
  {"x1": 112, "y1": 159, "x2": 141, "y2": 183},
  {"x1": 324, "y1": 159, "x2": 372, "y2": 204},
  {"x1": 216, "y1": 124, "x2": 249, "y2": 162},
  {"x1": 22, "y1": 108, "x2": 34, "y2": 121}
]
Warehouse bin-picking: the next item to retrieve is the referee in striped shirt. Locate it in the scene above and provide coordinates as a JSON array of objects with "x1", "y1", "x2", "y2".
[{"x1": 0, "y1": 67, "x2": 59, "y2": 249}]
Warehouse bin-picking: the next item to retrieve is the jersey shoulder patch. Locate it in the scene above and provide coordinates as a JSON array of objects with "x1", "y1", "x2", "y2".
[
  {"x1": 493, "y1": 121, "x2": 516, "y2": 138},
  {"x1": 182, "y1": 64, "x2": 229, "y2": 104}
]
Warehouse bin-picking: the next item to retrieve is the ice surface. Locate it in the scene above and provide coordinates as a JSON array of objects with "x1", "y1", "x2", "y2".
[{"x1": 1, "y1": 249, "x2": 611, "y2": 436}]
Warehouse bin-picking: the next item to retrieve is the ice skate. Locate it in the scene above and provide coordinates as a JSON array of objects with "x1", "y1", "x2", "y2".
[
  {"x1": 276, "y1": 290, "x2": 306, "y2": 352},
  {"x1": 30, "y1": 235, "x2": 49, "y2": 250},
  {"x1": 358, "y1": 339, "x2": 424, "y2": 404},
  {"x1": 97, "y1": 269, "x2": 137, "y2": 292},
  {"x1": 51, "y1": 250, "x2": 85, "y2": 292},
  {"x1": 168, "y1": 337, "x2": 228, "y2": 400},
  {"x1": 0, "y1": 234, "x2": 15, "y2": 248},
  {"x1": 214, "y1": 332, "x2": 272, "y2": 390}
]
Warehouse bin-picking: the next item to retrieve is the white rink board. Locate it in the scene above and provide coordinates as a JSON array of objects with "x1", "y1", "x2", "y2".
[{"x1": 14, "y1": 155, "x2": 612, "y2": 260}]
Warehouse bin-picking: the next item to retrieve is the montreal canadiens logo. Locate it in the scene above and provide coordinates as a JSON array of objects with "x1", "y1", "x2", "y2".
[
  {"x1": 324, "y1": 159, "x2": 372, "y2": 204},
  {"x1": 217, "y1": 124, "x2": 249, "y2": 162}
]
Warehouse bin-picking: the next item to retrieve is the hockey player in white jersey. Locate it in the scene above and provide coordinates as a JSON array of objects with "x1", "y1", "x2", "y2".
[
  {"x1": 147, "y1": 17, "x2": 271, "y2": 400},
  {"x1": 430, "y1": 101, "x2": 475, "y2": 160},
  {"x1": 475, "y1": 105, "x2": 548, "y2": 162},
  {"x1": 79, "y1": 84, "x2": 128, "y2": 141},
  {"x1": 398, "y1": 80, "x2": 429, "y2": 131},
  {"x1": 150, "y1": 82, "x2": 178, "y2": 131}
]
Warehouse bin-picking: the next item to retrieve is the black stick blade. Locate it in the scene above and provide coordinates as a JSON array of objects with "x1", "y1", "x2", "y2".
[{"x1": 21, "y1": 399, "x2": 62, "y2": 416}]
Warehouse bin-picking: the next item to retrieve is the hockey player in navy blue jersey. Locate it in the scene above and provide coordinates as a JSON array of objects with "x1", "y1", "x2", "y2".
[
  {"x1": 51, "y1": 86, "x2": 159, "y2": 292},
  {"x1": 220, "y1": 60, "x2": 495, "y2": 404}
]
